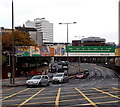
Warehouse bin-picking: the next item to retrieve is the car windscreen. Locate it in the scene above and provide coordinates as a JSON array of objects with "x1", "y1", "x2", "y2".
[
  {"x1": 77, "y1": 72, "x2": 84, "y2": 75},
  {"x1": 55, "y1": 74, "x2": 63, "y2": 77},
  {"x1": 32, "y1": 75, "x2": 41, "y2": 79}
]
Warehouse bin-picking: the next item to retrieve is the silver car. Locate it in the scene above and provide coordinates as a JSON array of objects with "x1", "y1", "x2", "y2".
[
  {"x1": 26, "y1": 75, "x2": 50, "y2": 87},
  {"x1": 52, "y1": 73, "x2": 69, "y2": 83}
]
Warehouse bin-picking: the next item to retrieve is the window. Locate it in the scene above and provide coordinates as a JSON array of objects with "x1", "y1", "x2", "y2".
[{"x1": 45, "y1": 76, "x2": 48, "y2": 79}]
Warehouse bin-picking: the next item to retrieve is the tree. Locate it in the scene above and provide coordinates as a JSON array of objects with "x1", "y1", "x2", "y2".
[{"x1": 2, "y1": 30, "x2": 36, "y2": 51}]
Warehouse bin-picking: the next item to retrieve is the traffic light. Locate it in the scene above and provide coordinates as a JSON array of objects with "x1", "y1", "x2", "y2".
[{"x1": 6, "y1": 54, "x2": 10, "y2": 66}]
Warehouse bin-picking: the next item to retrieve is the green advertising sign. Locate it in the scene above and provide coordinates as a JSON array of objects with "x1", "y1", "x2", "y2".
[{"x1": 66, "y1": 46, "x2": 115, "y2": 53}]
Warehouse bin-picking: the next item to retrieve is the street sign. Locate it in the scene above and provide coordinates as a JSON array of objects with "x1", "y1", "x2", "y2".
[
  {"x1": 8, "y1": 73, "x2": 11, "y2": 78},
  {"x1": 66, "y1": 46, "x2": 115, "y2": 53}
]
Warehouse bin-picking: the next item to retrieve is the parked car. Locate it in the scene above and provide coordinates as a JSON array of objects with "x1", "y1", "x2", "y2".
[
  {"x1": 52, "y1": 73, "x2": 69, "y2": 83},
  {"x1": 75, "y1": 71, "x2": 88, "y2": 79},
  {"x1": 29, "y1": 71, "x2": 42, "y2": 76},
  {"x1": 26, "y1": 75, "x2": 50, "y2": 87}
]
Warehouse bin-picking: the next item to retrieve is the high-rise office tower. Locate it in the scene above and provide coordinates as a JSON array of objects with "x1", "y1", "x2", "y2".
[{"x1": 25, "y1": 18, "x2": 53, "y2": 43}]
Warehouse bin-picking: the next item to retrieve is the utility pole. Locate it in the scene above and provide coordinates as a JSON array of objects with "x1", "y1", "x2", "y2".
[
  {"x1": 12, "y1": 0, "x2": 15, "y2": 85},
  {"x1": 118, "y1": 0, "x2": 120, "y2": 46}
]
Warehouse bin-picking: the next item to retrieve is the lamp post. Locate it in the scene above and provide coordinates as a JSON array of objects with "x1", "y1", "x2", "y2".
[
  {"x1": 118, "y1": 0, "x2": 120, "y2": 46},
  {"x1": 11, "y1": 0, "x2": 15, "y2": 85},
  {"x1": 59, "y1": 22, "x2": 77, "y2": 75},
  {"x1": 74, "y1": 36, "x2": 84, "y2": 72},
  {"x1": 75, "y1": 36, "x2": 84, "y2": 40}
]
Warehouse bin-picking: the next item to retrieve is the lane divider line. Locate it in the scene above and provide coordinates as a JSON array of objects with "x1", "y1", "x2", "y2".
[
  {"x1": 55, "y1": 88, "x2": 61, "y2": 107},
  {"x1": 3, "y1": 88, "x2": 29, "y2": 100},
  {"x1": 18, "y1": 88, "x2": 45, "y2": 107},
  {"x1": 74, "y1": 100, "x2": 120, "y2": 107},
  {"x1": 22, "y1": 100, "x2": 55, "y2": 106},
  {"x1": 93, "y1": 88, "x2": 120, "y2": 99},
  {"x1": 3, "y1": 98, "x2": 24, "y2": 102},
  {"x1": 75, "y1": 88, "x2": 98, "y2": 107},
  {"x1": 112, "y1": 87, "x2": 120, "y2": 90},
  {"x1": 95, "y1": 100, "x2": 120, "y2": 105}
]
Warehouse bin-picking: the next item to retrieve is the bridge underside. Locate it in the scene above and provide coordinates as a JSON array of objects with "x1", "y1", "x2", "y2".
[{"x1": 54, "y1": 56, "x2": 115, "y2": 63}]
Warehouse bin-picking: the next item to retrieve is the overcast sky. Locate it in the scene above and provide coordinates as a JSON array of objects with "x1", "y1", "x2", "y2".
[{"x1": 0, "y1": 0, "x2": 119, "y2": 44}]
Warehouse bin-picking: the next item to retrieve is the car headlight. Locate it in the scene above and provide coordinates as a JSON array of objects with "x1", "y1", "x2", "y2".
[
  {"x1": 59, "y1": 78, "x2": 63, "y2": 82},
  {"x1": 37, "y1": 81, "x2": 40, "y2": 83},
  {"x1": 26, "y1": 81, "x2": 29, "y2": 83}
]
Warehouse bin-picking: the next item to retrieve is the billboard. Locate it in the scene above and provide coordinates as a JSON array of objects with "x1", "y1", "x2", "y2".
[
  {"x1": 115, "y1": 46, "x2": 120, "y2": 56},
  {"x1": 40, "y1": 46, "x2": 50, "y2": 56},
  {"x1": 53, "y1": 46, "x2": 66, "y2": 56},
  {"x1": 15, "y1": 46, "x2": 115, "y2": 57},
  {"x1": 66, "y1": 46, "x2": 115, "y2": 53},
  {"x1": 15, "y1": 46, "x2": 30, "y2": 56},
  {"x1": 66, "y1": 46, "x2": 115, "y2": 56},
  {"x1": 30, "y1": 46, "x2": 41, "y2": 56}
]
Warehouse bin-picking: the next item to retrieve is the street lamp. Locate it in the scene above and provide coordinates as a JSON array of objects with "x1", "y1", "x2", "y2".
[
  {"x1": 75, "y1": 36, "x2": 84, "y2": 40},
  {"x1": 59, "y1": 22, "x2": 77, "y2": 75},
  {"x1": 118, "y1": 0, "x2": 120, "y2": 46},
  {"x1": 74, "y1": 36, "x2": 85, "y2": 72},
  {"x1": 11, "y1": 0, "x2": 15, "y2": 85},
  {"x1": 74, "y1": 36, "x2": 84, "y2": 46}
]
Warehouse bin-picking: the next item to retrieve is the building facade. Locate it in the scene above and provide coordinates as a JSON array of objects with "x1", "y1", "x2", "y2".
[
  {"x1": 15, "y1": 27, "x2": 43, "y2": 46},
  {"x1": 72, "y1": 37, "x2": 116, "y2": 46},
  {"x1": 0, "y1": 27, "x2": 12, "y2": 35},
  {"x1": 25, "y1": 18, "x2": 53, "y2": 43},
  {"x1": 1, "y1": 27, "x2": 43, "y2": 46}
]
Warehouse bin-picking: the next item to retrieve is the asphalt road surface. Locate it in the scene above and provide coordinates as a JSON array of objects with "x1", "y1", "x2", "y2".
[{"x1": 2, "y1": 63, "x2": 120, "y2": 107}]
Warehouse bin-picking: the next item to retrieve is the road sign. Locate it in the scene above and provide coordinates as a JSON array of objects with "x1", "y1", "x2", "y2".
[
  {"x1": 8, "y1": 72, "x2": 11, "y2": 78},
  {"x1": 66, "y1": 46, "x2": 115, "y2": 53}
]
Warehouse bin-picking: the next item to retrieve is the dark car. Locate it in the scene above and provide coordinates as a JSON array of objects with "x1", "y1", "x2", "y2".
[
  {"x1": 62, "y1": 65, "x2": 68, "y2": 70},
  {"x1": 84, "y1": 69, "x2": 89, "y2": 76},
  {"x1": 58, "y1": 61, "x2": 68, "y2": 66},
  {"x1": 51, "y1": 65, "x2": 57, "y2": 73},
  {"x1": 57, "y1": 65, "x2": 63, "y2": 72}
]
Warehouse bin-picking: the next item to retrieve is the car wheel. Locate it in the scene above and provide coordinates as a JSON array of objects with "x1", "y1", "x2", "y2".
[
  {"x1": 63, "y1": 79, "x2": 65, "y2": 83},
  {"x1": 27, "y1": 85, "x2": 30, "y2": 88},
  {"x1": 47, "y1": 82, "x2": 50, "y2": 86},
  {"x1": 38, "y1": 82, "x2": 42, "y2": 87},
  {"x1": 67, "y1": 79, "x2": 69, "y2": 82}
]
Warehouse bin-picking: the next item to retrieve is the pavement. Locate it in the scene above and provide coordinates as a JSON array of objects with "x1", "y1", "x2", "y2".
[
  {"x1": 2, "y1": 66, "x2": 50, "y2": 87},
  {"x1": 2, "y1": 76, "x2": 29, "y2": 87},
  {"x1": 1, "y1": 74, "x2": 76, "y2": 87}
]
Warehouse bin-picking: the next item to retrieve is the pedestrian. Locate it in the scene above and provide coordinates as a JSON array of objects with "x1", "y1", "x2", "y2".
[
  {"x1": 44, "y1": 70, "x2": 47, "y2": 75},
  {"x1": 26, "y1": 71, "x2": 28, "y2": 77},
  {"x1": 21, "y1": 71, "x2": 24, "y2": 76},
  {"x1": 42, "y1": 69, "x2": 44, "y2": 75}
]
